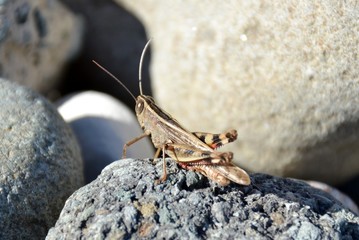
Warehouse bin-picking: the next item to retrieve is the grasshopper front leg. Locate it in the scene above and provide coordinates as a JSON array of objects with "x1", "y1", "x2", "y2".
[{"x1": 122, "y1": 130, "x2": 151, "y2": 158}]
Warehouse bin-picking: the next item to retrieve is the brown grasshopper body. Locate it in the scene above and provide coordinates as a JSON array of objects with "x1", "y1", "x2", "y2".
[{"x1": 93, "y1": 40, "x2": 250, "y2": 186}]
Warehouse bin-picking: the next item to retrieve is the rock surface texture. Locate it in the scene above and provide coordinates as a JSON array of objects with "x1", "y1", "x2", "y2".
[
  {"x1": 115, "y1": 0, "x2": 359, "y2": 184},
  {"x1": 0, "y1": 79, "x2": 84, "y2": 239},
  {"x1": 0, "y1": 0, "x2": 82, "y2": 94},
  {"x1": 46, "y1": 159, "x2": 359, "y2": 239}
]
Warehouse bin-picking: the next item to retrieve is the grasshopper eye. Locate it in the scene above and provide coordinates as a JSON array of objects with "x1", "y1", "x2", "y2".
[{"x1": 136, "y1": 100, "x2": 144, "y2": 113}]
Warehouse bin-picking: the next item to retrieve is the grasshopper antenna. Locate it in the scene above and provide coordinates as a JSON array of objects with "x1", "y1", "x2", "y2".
[
  {"x1": 138, "y1": 39, "x2": 152, "y2": 95},
  {"x1": 92, "y1": 60, "x2": 137, "y2": 101}
]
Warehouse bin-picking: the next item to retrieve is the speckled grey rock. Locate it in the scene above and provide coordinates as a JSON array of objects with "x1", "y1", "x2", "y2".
[
  {"x1": 46, "y1": 159, "x2": 359, "y2": 240},
  {"x1": 0, "y1": 79, "x2": 84, "y2": 239},
  {"x1": 57, "y1": 91, "x2": 154, "y2": 183},
  {"x1": 116, "y1": 0, "x2": 359, "y2": 185},
  {"x1": 0, "y1": 0, "x2": 82, "y2": 94}
]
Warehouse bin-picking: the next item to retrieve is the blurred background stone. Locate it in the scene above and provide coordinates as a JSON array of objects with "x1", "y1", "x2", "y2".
[
  {"x1": 0, "y1": 79, "x2": 84, "y2": 240},
  {"x1": 0, "y1": 0, "x2": 83, "y2": 98},
  {"x1": 338, "y1": 175, "x2": 359, "y2": 215},
  {"x1": 57, "y1": 91, "x2": 154, "y2": 183}
]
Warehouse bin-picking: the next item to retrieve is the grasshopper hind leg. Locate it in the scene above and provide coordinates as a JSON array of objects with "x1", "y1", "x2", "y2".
[{"x1": 193, "y1": 129, "x2": 237, "y2": 149}]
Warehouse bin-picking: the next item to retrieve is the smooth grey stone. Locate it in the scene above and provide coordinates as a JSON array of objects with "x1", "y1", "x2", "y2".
[
  {"x1": 46, "y1": 159, "x2": 359, "y2": 239},
  {"x1": 57, "y1": 91, "x2": 154, "y2": 183},
  {"x1": 0, "y1": 79, "x2": 84, "y2": 240}
]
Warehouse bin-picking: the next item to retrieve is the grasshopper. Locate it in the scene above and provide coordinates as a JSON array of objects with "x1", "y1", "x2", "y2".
[{"x1": 93, "y1": 40, "x2": 250, "y2": 186}]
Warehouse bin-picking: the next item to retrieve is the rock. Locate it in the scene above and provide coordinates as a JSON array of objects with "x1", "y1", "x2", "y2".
[
  {"x1": 115, "y1": 0, "x2": 359, "y2": 184},
  {"x1": 0, "y1": 0, "x2": 82, "y2": 95},
  {"x1": 59, "y1": 0, "x2": 151, "y2": 107},
  {"x1": 57, "y1": 91, "x2": 154, "y2": 183},
  {"x1": 0, "y1": 79, "x2": 84, "y2": 239},
  {"x1": 307, "y1": 180, "x2": 359, "y2": 215},
  {"x1": 46, "y1": 158, "x2": 359, "y2": 239}
]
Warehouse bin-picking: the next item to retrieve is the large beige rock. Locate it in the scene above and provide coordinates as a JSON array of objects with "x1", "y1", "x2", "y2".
[
  {"x1": 0, "y1": 0, "x2": 82, "y2": 94},
  {"x1": 115, "y1": 0, "x2": 359, "y2": 184}
]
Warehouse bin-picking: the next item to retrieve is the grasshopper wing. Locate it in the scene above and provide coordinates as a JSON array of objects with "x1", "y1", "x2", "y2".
[{"x1": 215, "y1": 163, "x2": 251, "y2": 186}]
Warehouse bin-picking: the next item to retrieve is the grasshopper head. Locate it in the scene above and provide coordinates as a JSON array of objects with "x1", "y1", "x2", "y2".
[
  {"x1": 135, "y1": 94, "x2": 176, "y2": 131},
  {"x1": 135, "y1": 95, "x2": 154, "y2": 128}
]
